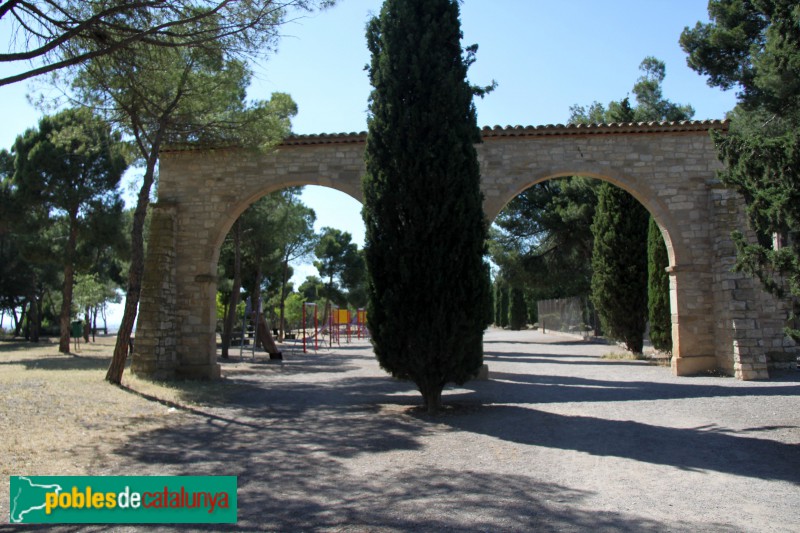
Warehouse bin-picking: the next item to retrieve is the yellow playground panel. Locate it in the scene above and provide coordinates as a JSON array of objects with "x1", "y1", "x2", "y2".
[{"x1": 336, "y1": 308, "x2": 350, "y2": 325}]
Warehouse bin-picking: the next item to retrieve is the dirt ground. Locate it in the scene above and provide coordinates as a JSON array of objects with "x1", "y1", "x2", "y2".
[{"x1": 1, "y1": 329, "x2": 798, "y2": 532}]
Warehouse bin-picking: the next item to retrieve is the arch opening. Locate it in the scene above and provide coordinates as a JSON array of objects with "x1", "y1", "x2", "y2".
[
  {"x1": 488, "y1": 171, "x2": 680, "y2": 268},
  {"x1": 211, "y1": 181, "x2": 364, "y2": 267},
  {"x1": 488, "y1": 172, "x2": 678, "y2": 360},
  {"x1": 210, "y1": 184, "x2": 367, "y2": 358}
]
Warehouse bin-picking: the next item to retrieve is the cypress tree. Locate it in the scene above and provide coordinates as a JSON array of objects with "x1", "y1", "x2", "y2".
[
  {"x1": 526, "y1": 292, "x2": 538, "y2": 326},
  {"x1": 494, "y1": 282, "x2": 503, "y2": 326},
  {"x1": 571, "y1": 56, "x2": 692, "y2": 354},
  {"x1": 509, "y1": 287, "x2": 527, "y2": 330},
  {"x1": 363, "y1": 0, "x2": 490, "y2": 414},
  {"x1": 647, "y1": 217, "x2": 672, "y2": 352},
  {"x1": 499, "y1": 286, "x2": 510, "y2": 329},
  {"x1": 590, "y1": 183, "x2": 649, "y2": 353},
  {"x1": 486, "y1": 273, "x2": 496, "y2": 327}
]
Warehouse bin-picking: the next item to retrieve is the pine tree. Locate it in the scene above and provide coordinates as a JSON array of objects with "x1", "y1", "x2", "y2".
[
  {"x1": 682, "y1": 0, "x2": 800, "y2": 341},
  {"x1": 590, "y1": 184, "x2": 649, "y2": 353},
  {"x1": 647, "y1": 217, "x2": 672, "y2": 352},
  {"x1": 13, "y1": 108, "x2": 126, "y2": 354},
  {"x1": 363, "y1": 0, "x2": 490, "y2": 413}
]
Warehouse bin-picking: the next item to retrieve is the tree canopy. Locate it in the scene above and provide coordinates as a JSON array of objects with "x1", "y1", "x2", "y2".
[
  {"x1": 681, "y1": 0, "x2": 800, "y2": 117},
  {"x1": 11, "y1": 107, "x2": 127, "y2": 353},
  {"x1": 0, "y1": 0, "x2": 335, "y2": 87},
  {"x1": 57, "y1": 6, "x2": 302, "y2": 382},
  {"x1": 314, "y1": 227, "x2": 362, "y2": 308},
  {"x1": 681, "y1": 0, "x2": 800, "y2": 340}
]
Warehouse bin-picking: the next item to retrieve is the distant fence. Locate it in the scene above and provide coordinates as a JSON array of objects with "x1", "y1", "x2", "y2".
[{"x1": 537, "y1": 297, "x2": 598, "y2": 337}]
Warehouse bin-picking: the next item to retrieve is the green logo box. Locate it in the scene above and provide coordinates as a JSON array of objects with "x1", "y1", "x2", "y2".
[{"x1": 9, "y1": 476, "x2": 237, "y2": 524}]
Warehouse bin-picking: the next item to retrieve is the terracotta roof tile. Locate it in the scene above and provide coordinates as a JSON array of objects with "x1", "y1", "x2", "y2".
[
  {"x1": 281, "y1": 119, "x2": 729, "y2": 145},
  {"x1": 163, "y1": 120, "x2": 729, "y2": 152}
]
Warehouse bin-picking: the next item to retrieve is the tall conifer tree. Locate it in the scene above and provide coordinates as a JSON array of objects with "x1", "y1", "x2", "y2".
[
  {"x1": 494, "y1": 282, "x2": 504, "y2": 326},
  {"x1": 574, "y1": 58, "x2": 690, "y2": 353},
  {"x1": 591, "y1": 185, "x2": 650, "y2": 353},
  {"x1": 499, "y1": 286, "x2": 510, "y2": 329},
  {"x1": 509, "y1": 287, "x2": 528, "y2": 330},
  {"x1": 647, "y1": 218, "x2": 672, "y2": 352},
  {"x1": 363, "y1": 0, "x2": 489, "y2": 413}
]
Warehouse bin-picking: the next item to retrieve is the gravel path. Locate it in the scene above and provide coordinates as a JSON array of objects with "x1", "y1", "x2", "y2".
[{"x1": 23, "y1": 328, "x2": 799, "y2": 532}]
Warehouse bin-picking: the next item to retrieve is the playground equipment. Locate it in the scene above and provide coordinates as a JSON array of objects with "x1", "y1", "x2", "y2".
[
  {"x1": 327, "y1": 304, "x2": 371, "y2": 345},
  {"x1": 302, "y1": 303, "x2": 369, "y2": 353},
  {"x1": 235, "y1": 296, "x2": 282, "y2": 360},
  {"x1": 302, "y1": 302, "x2": 319, "y2": 353},
  {"x1": 356, "y1": 308, "x2": 368, "y2": 340},
  {"x1": 327, "y1": 304, "x2": 352, "y2": 346}
]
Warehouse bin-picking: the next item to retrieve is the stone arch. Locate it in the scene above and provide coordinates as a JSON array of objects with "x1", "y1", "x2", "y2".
[
  {"x1": 486, "y1": 170, "x2": 683, "y2": 269},
  {"x1": 208, "y1": 180, "x2": 363, "y2": 276},
  {"x1": 132, "y1": 122, "x2": 797, "y2": 382},
  {"x1": 133, "y1": 142, "x2": 367, "y2": 380}
]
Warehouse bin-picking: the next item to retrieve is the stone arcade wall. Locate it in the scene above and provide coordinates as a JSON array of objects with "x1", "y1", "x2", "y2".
[
  {"x1": 132, "y1": 203, "x2": 180, "y2": 379},
  {"x1": 709, "y1": 186, "x2": 798, "y2": 378},
  {"x1": 132, "y1": 121, "x2": 797, "y2": 381}
]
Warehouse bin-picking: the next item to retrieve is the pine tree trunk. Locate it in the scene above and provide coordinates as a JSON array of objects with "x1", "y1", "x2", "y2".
[
  {"x1": 278, "y1": 259, "x2": 289, "y2": 341},
  {"x1": 27, "y1": 291, "x2": 39, "y2": 342},
  {"x1": 106, "y1": 150, "x2": 158, "y2": 384},
  {"x1": 83, "y1": 306, "x2": 91, "y2": 343},
  {"x1": 221, "y1": 219, "x2": 242, "y2": 358},
  {"x1": 58, "y1": 263, "x2": 73, "y2": 353},
  {"x1": 91, "y1": 306, "x2": 97, "y2": 342},
  {"x1": 251, "y1": 267, "x2": 262, "y2": 348},
  {"x1": 59, "y1": 215, "x2": 79, "y2": 354},
  {"x1": 14, "y1": 301, "x2": 24, "y2": 338},
  {"x1": 320, "y1": 273, "x2": 334, "y2": 326}
]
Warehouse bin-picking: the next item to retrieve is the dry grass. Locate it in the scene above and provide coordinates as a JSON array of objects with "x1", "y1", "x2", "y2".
[
  {"x1": 601, "y1": 351, "x2": 674, "y2": 367},
  {"x1": 601, "y1": 351, "x2": 647, "y2": 360},
  {"x1": 647, "y1": 354, "x2": 673, "y2": 367},
  {"x1": 0, "y1": 335, "x2": 231, "y2": 519}
]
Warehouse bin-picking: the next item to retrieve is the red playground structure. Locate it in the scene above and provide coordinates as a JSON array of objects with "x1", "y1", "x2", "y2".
[{"x1": 302, "y1": 303, "x2": 368, "y2": 353}]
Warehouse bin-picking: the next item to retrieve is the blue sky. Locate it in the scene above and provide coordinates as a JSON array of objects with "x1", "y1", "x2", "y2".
[
  {"x1": 250, "y1": 0, "x2": 737, "y2": 253},
  {"x1": 256, "y1": 0, "x2": 735, "y2": 137},
  {"x1": 0, "y1": 1, "x2": 738, "y2": 234},
  {"x1": 0, "y1": 1, "x2": 738, "y2": 323}
]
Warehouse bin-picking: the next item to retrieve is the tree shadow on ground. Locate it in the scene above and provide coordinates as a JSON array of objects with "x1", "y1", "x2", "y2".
[
  {"x1": 0, "y1": 463, "x2": 737, "y2": 532},
  {"x1": 220, "y1": 357, "x2": 361, "y2": 376},
  {"x1": 0, "y1": 355, "x2": 112, "y2": 371},
  {"x1": 436, "y1": 404, "x2": 800, "y2": 485},
  {"x1": 0, "y1": 339, "x2": 58, "y2": 353},
  {"x1": 1, "y1": 334, "x2": 791, "y2": 532},
  {"x1": 483, "y1": 338, "x2": 599, "y2": 346},
  {"x1": 485, "y1": 352, "x2": 648, "y2": 367},
  {"x1": 477, "y1": 369, "x2": 800, "y2": 403},
  {"x1": 7, "y1": 395, "x2": 742, "y2": 533},
  {"x1": 218, "y1": 346, "x2": 380, "y2": 378}
]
